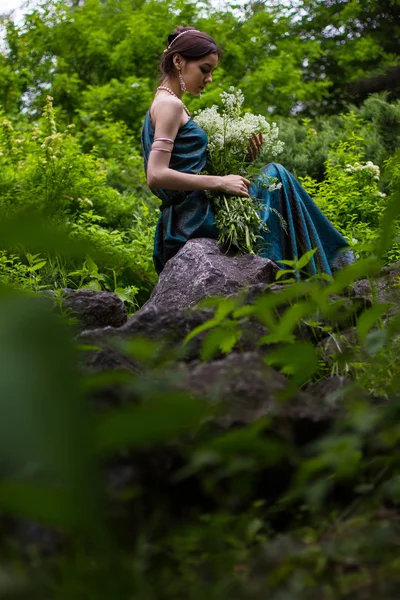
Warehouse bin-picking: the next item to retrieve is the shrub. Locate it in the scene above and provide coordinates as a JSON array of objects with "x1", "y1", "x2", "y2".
[
  {"x1": 299, "y1": 113, "x2": 399, "y2": 262},
  {"x1": 0, "y1": 96, "x2": 158, "y2": 304}
]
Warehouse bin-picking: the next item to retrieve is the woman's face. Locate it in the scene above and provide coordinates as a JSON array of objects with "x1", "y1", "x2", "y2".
[{"x1": 178, "y1": 53, "x2": 219, "y2": 96}]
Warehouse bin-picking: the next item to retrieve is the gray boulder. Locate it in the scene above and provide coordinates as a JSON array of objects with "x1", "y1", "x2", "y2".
[
  {"x1": 62, "y1": 289, "x2": 127, "y2": 332},
  {"x1": 306, "y1": 376, "x2": 352, "y2": 404},
  {"x1": 140, "y1": 237, "x2": 279, "y2": 313},
  {"x1": 353, "y1": 262, "x2": 400, "y2": 310},
  {"x1": 174, "y1": 352, "x2": 338, "y2": 428}
]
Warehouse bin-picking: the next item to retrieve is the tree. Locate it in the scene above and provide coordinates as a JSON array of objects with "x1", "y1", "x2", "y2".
[{"x1": 296, "y1": 0, "x2": 400, "y2": 111}]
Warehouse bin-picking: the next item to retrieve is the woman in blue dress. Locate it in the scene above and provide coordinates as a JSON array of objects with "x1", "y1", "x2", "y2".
[{"x1": 141, "y1": 27, "x2": 353, "y2": 276}]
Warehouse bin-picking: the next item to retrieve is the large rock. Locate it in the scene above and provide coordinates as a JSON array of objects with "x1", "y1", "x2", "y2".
[
  {"x1": 174, "y1": 352, "x2": 338, "y2": 429},
  {"x1": 62, "y1": 289, "x2": 127, "y2": 332},
  {"x1": 99, "y1": 353, "x2": 342, "y2": 531},
  {"x1": 353, "y1": 262, "x2": 400, "y2": 311},
  {"x1": 306, "y1": 375, "x2": 352, "y2": 403},
  {"x1": 78, "y1": 237, "x2": 281, "y2": 367},
  {"x1": 140, "y1": 238, "x2": 280, "y2": 313}
]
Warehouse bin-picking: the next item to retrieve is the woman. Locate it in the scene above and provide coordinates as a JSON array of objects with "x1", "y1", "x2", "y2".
[{"x1": 141, "y1": 27, "x2": 353, "y2": 276}]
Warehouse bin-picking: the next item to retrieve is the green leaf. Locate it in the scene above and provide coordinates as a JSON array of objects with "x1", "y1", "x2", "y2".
[
  {"x1": 200, "y1": 327, "x2": 242, "y2": 361},
  {"x1": 0, "y1": 293, "x2": 95, "y2": 529},
  {"x1": 184, "y1": 318, "x2": 218, "y2": 344},
  {"x1": 376, "y1": 189, "x2": 400, "y2": 257},
  {"x1": 214, "y1": 297, "x2": 237, "y2": 321},
  {"x1": 122, "y1": 336, "x2": 159, "y2": 364},
  {"x1": 255, "y1": 280, "x2": 317, "y2": 314},
  {"x1": 0, "y1": 481, "x2": 91, "y2": 529},
  {"x1": 259, "y1": 332, "x2": 296, "y2": 345},
  {"x1": 357, "y1": 303, "x2": 390, "y2": 343},
  {"x1": 312, "y1": 272, "x2": 334, "y2": 283},
  {"x1": 29, "y1": 260, "x2": 47, "y2": 271},
  {"x1": 277, "y1": 259, "x2": 297, "y2": 267},
  {"x1": 296, "y1": 247, "x2": 318, "y2": 270},
  {"x1": 364, "y1": 329, "x2": 387, "y2": 356},
  {"x1": 232, "y1": 305, "x2": 255, "y2": 319},
  {"x1": 275, "y1": 269, "x2": 295, "y2": 280},
  {"x1": 201, "y1": 329, "x2": 225, "y2": 361},
  {"x1": 84, "y1": 280, "x2": 102, "y2": 291},
  {"x1": 76, "y1": 344, "x2": 102, "y2": 351},
  {"x1": 326, "y1": 258, "x2": 381, "y2": 295},
  {"x1": 85, "y1": 254, "x2": 98, "y2": 275},
  {"x1": 26, "y1": 253, "x2": 40, "y2": 262},
  {"x1": 274, "y1": 301, "x2": 315, "y2": 338},
  {"x1": 265, "y1": 341, "x2": 319, "y2": 395},
  {"x1": 219, "y1": 330, "x2": 241, "y2": 353}
]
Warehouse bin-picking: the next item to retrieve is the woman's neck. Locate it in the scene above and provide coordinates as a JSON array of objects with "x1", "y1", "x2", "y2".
[{"x1": 160, "y1": 78, "x2": 182, "y2": 99}]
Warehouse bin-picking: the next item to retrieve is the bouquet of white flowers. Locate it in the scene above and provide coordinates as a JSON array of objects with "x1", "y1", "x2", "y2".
[{"x1": 194, "y1": 88, "x2": 285, "y2": 254}]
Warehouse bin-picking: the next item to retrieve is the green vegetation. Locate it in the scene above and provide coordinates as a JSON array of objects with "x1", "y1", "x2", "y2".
[
  {"x1": 0, "y1": 0, "x2": 399, "y2": 300},
  {"x1": 1, "y1": 1, "x2": 400, "y2": 598}
]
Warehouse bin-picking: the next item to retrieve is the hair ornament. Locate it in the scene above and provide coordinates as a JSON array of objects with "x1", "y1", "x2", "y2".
[{"x1": 163, "y1": 29, "x2": 200, "y2": 53}]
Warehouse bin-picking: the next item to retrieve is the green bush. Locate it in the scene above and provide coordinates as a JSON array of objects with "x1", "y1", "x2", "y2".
[
  {"x1": 277, "y1": 94, "x2": 400, "y2": 181},
  {"x1": 0, "y1": 96, "x2": 158, "y2": 304},
  {"x1": 298, "y1": 113, "x2": 399, "y2": 262}
]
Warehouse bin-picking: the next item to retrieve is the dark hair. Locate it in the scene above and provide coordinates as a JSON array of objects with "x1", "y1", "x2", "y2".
[{"x1": 160, "y1": 26, "x2": 222, "y2": 78}]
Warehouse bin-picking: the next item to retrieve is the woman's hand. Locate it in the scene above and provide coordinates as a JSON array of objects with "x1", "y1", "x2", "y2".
[
  {"x1": 247, "y1": 132, "x2": 263, "y2": 162},
  {"x1": 218, "y1": 175, "x2": 251, "y2": 197}
]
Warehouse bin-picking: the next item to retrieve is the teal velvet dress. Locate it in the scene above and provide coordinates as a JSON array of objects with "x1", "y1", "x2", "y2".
[{"x1": 141, "y1": 111, "x2": 353, "y2": 276}]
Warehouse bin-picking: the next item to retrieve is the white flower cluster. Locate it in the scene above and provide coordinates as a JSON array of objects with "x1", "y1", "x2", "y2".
[
  {"x1": 193, "y1": 88, "x2": 286, "y2": 255},
  {"x1": 194, "y1": 88, "x2": 284, "y2": 175},
  {"x1": 345, "y1": 161, "x2": 380, "y2": 180},
  {"x1": 220, "y1": 86, "x2": 245, "y2": 117}
]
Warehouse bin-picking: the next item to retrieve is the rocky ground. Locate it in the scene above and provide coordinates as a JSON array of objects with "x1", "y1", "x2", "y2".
[{"x1": 11, "y1": 239, "x2": 400, "y2": 555}]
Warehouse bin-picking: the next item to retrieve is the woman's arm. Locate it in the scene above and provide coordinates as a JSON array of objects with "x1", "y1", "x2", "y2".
[{"x1": 147, "y1": 97, "x2": 250, "y2": 197}]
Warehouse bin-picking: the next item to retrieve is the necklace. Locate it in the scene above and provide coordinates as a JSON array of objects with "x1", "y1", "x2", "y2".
[{"x1": 157, "y1": 86, "x2": 191, "y2": 118}]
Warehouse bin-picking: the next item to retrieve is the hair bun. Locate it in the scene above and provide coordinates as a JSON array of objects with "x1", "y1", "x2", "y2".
[{"x1": 168, "y1": 26, "x2": 194, "y2": 44}]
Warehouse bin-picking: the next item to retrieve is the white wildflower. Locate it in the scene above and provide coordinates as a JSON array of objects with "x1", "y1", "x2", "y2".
[
  {"x1": 1, "y1": 119, "x2": 14, "y2": 131},
  {"x1": 194, "y1": 95, "x2": 284, "y2": 175},
  {"x1": 193, "y1": 88, "x2": 285, "y2": 254},
  {"x1": 269, "y1": 181, "x2": 283, "y2": 192},
  {"x1": 345, "y1": 161, "x2": 380, "y2": 180}
]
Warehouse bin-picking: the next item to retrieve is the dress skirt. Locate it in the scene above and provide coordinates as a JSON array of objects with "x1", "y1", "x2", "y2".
[{"x1": 153, "y1": 163, "x2": 352, "y2": 275}]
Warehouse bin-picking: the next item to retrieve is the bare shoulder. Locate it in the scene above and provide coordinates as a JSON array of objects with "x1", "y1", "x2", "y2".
[{"x1": 151, "y1": 94, "x2": 185, "y2": 126}]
